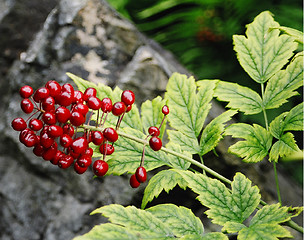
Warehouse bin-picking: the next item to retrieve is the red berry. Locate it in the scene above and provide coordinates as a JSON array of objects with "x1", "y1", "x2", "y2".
[
  {"x1": 99, "y1": 143, "x2": 115, "y2": 155},
  {"x1": 21, "y1": 132, "x2": 38, "y2": 147},
  {"x1": 91, "y1": 131, "x2": 104, "y2": 145},
  {"x1": 126, "y1": 104, "x2": 132, "y2": 112},
  {"x1": 83, "y1": 87, "x2": 97, "y2": 101},
  {"x1": 42, "y1": 143, "x2": 58, "y2": 161},
  {"x1": 84, "y1": 147, "x2": 93, "y2": 157},
  {"x1": 71, "y1": 137, "x2": 88, "y2": 154},
  {"x1": 121, "y1": 90, "x2": 135, "y2": 106},
  {"x1": 103, "y1": 127, "x2": 118, "y2": 142},
  {"x1": 62, "y1": 124, "x2": 75, "y2": 137},
  {"x1": 130, "y1": 174, "x2": 140, "y2": 188},
  {"x1": 48, "y1": 125, "x2": 63, "y2": 138},
  {"x1": 93, "y1": 160, "x2": 108, "y2": 176},
  {"x1": 162, "y1": 105, "x2": 169, "y2": 115},
  {"x1": 58, "y1": 155, "x2": 74, "y2": 169},
  {"x1": 33, "y1": 87, "x2": 50, "y2": 102},
  {"x1": 21, "y1": 98, "x2": 34, "y2": 113},
  {"x1": 42, "y1": 96, "x2": 55, "y2": 112},
  {"x1": 101, "y1": 98, "x2": 112, "y2": 113},
  {"x1": 40, "y1": 132, "x2": 54, "y2": 148},
  {"x1": 29, "y1": 118, "x2": 44, "y2": 131},
  {"x1": 135, "y1": 166, "x2": 147, "y2": 183},
  {"x1": 148, "y1": 126, "x2": 160, "y2": 137},
  {"x1": 42, "y1": 112, "x2": 57, "y2": 125},
  {"x1": 73, "y1": 90, "x2": 83, "y2": 103},
  {"x1": 87, "y1": 96, "x2": 102, "y2": 110},
  {"x1": 70, "y1": 111, "x2": 85, "y2": 126},
  {"x1": 61, "y1": 83, "x2": 74, "y2": 95},
  {"x1": 19, "y1": 85, "x2": 33, "y2": 98},
  {"x1": 56, "y1": 91, "x2": 73, "y2": 106},
  {"x1": 33, "y1": 143, "x2": 45, "y2": 157},
  {"x1": 59, "y1": 134, "x2": 73, "y2": 148},
  {"x1": 11, "y1": 117, "x2": 27, "y2": 131},
  {"x1": 19, "y1": 128, "x2": 33, "y2": 143},
  {"x1": 45, "y1": 80, "x2": 61, "y2": 97},
  {"x1": 149, "y1": 136, "x2": 162, "y2": 151},
  {"x1": 112, "y1": 102, "x2": 126, "y2": 116},
  {"x1": 77, "y1": 154, "x2": 92, "y2": 168},
  {"x1": 51, "y1": 150, "x2": 64, "y2": 165},
  {"x1": 55, "y1": 106, "x2": 71, "y2": 123},
  {"x1": 73, "y1": 103, "x2": 89, "y2": 116},
  {"x1": 74, "y1": 161, "x2": 88, "y2": 174}
]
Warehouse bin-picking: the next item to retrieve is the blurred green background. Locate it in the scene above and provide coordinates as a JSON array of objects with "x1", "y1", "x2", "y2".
[{"x1": 107, "y1": 0, "x2": 303, "y2": 184}]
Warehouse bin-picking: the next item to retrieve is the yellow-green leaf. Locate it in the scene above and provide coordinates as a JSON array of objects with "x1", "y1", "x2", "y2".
[{"x1": 270, "y1": 26, "x2": 303, "y2": 44}]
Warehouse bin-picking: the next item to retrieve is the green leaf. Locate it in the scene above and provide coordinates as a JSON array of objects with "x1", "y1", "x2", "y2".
[
  {"x1": 225, "y1": 123, "x2": 273, "y2": 163},
  {"x1": 147, "y1": 204, "x2": 204, "y2": 237},
  {"x1": 233, "y1": 11, "x2": 298, "y2": 83},
  {"x1": 141, "y1": 96, "x2": 167, "y2": 137},
  {"x1": 269, "y1": 102, "x2": 304, "y2": 138},
  {"x1": 165, "y1": 73, "x2": 214, "y2": 139},
  {"x1": 165, "y1": 142, "x2": 191, "y2": 170},
  {"x1": 270, "y1": 26, "x2": 303, "y2": 44},
  {"x1": 269, "y1": 132, "x2": 301, "y2": 162},
  {"x1": 91, "y1": 204, "x2": 175, "y2": 238},
  {"x1": 263, "y1": 54, "x2": 303, "y2": 110},
  {"x1": 175, "y1": 170, "x2": 260, "y2": 226},
  {"x1": 213, "y1": 81, "x2": 263, "y2": 114},
  {"x1": 235, "y1": 204, "x2": 294, "y2": 240},
  {"x1": 200, "y1": 110, "x2": 237, "y2": 155},
  {"x1": 167, "y1": 129, "x2": 200, "y2": 154},
  {"x1": 141, "y1": 169, "x2": 187, "y2": 209},
  {"x1": 180, "y1": 232, "x2": 228, "y2": 240}
]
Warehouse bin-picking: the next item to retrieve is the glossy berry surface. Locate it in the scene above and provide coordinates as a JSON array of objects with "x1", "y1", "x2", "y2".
[
  {"x1": 60, "y1": 134, "x2": 73, "y2": 148},
  {"x1": 135, "y1": 166, "x2": 147, "y2": 183},
  {"x1": 19, "y1": 85, "x2": 33, "y2": 98},
  {"x1": 91, "y1": 131, "x2": 104, "y2": 145},
  {"x1": 71, "y1": 137, "x2": 88, "y2": 154},
  {"x1": 162, "y1": 105, "x2": 169, "y2": 115},
  {"x1": 48, "y1": 125, "x2": 63, "y2": 138},
  {"x1": 148, "y1": 126, "x2": 160, "y2": 137},
  {"x1": 77, "y1": 154, "x2": 92, "y2": 168},
  {"x1": 87, "y1": 96, "x2": 102, "y2": 110},
  {"x1": 83, "y1": 87, "x2": 97, "y2": 101},
  {"x1": 11, "y1": 117, "x2": 27, "y2": 131},
  {"x1": 99, "y1": 143, "x2": 115, "y2": 155},
  {"x1": 112, "y1": 102, "x2": 126, "y2": 116},
  {"x1": 42, "y1": 96, "x2": 55, "y2": 112},
  {"x1": 21, "y1": 98, "x2": 34, "y2": 113},
  {"x1": 55, "y1": 107, "x2": 71, "y2": 123},
  {"x1": 130, "y1": 174, "x2": 140, "y2": 188},
  {"x1": 103, "y1": 127, "x2": 118, "y2": 142},
  {"x1": 101, "y1": 98, "x2": 112, "y2": 112},
  {"x1": 42, "y1": 112, "x2": 57, "y2": 125},
  {"x1": 121, "y1": 90, "x2": 135, "y2": 106},
  {"x1": 33, "y1": 87, "x2": 50, "y2": 102},
  {"x1": 93, "y1": 160, "x2": 108, "y2": 176},
  {"x1": 70, "y1": 111, "x2": 85, "y2": 126},
  {"x1": 56, "y1": 91, "x2": 73, "y2": 106},
  {"x1": 45, "y1": 80, "x2": 61, "y2": 97},
  {"x1": 29, "y1": 118, "x2": 44, "y2": 131},
  {"x1": 74, "y1": 161, "x2": 88, "y2": 174},
  {"x1": 149, "y1": 136, "x2": 162, "y2": 151}
]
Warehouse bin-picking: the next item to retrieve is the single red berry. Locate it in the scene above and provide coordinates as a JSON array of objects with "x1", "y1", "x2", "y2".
[
  {"x1": 148, "y1": 126, "x2": 160, "y2": 137},
  {"x1": 51, "y1": 150, "x2": 64, "y2": 165},
  {"x1": 62, "y1": 124, "x2": 75, "y2": 137},
  {"x1": 56, "y1": 91, "x2": 73, "y2": 106},
  {"x1": 103, "y1": 127, "x2": 118, "y2": 142},
  {"x1": 99, "y1": 143, "x2": 115, "y2": 155},
  {"x1": 73, "y1": 90, "x2": 83, "y2": 103},
  {"x1": 59, "y1": 134, "x2": 73, "y2": 148},
  {"x1": 74, "y1": 161, "x2": 88, "y2": 174},
  {"x1": 91, "y1": 131, "x2": 104, "y2": 145},
  {"x1": 135, "y1": 166, "x2": 147, "y2": 183},
  {"x1": 112, "y1": 101, "x2": 126, "y2": 116},
  {"x1": 93, "y1": 160, "x2": 108, "y2": 176},
  {"x1": 121, "y1": 90, "x2": 135, "y2": 106},
  {"x1": 45, "y1": 80, "x2": 61, "y2": 97},
  {"x1": 55, "y1": 106, "x2": 71, "y2": 123},
  {"x1": 84, "y1": 147, "x2": 93, "y2": 157},
  {"x1": 130, "y1": 174, "x2": 140, "y2": 188},
  {"x1": 21, "y1": 132, "x2": 38, "y2": 147},
  {"x1": 149, "y1": 136, "x2": 162, "y2": 151},
  {"x1": 73, "y1": 103, "x2": 89, "y2": 116},
  {"x1": 40, "y1": 132, "x2": 55, "y2": 148},
  {"x1": 42, "y1": 96, "x2": 55, "y2": 112},
  {"x1": 100, "y1": 98, "x2": 112, "y2": 113},
  {"x1": 61, "y1": 83, "x2": 74, "y2": 95},
  {"x1": 71, "y1": 136, "x2": 88, "y2": 154},
  {"x1": 87, "y1": 96, "x2": 102, "y2": 110},
  {"x1": 77, "y1": 154, "x2": 92, "y2": 168},
  {"x1": 11, "y1": 117, "x2": 27, "y2": 131},
  {"x1": 42, "y1": 143, "x2": 58, "y2": 161},
  {"x1": 48, "y1": 125, "x2": 63, "y2": 138},
  {"x1": 29, "y1": 118, "x2": 44, "y2": 131},
  {"x1": 42, "y1": 112, "x2": 57, "y2": 125},
  {"x1": 70, "y1": 111, "x2": 85, "y2": 126},
  {"x1": 126, "y1": 104, "x2": 132, "y2": 112},
  {"x1": 33, "y1": 87, "x2": 50, "y2": 102},
  {"x1": 58, "y1": 155, "x2": 74, "y2": 169},
  {"x1": 162, "y1": 105, "x2": 169, "y2": 115},
  {"x1": 19, "y1": 128, "x2": 33, "y2": 143},
  {"x1": 21, "y1": 98, "x2": 34, "y2": 114},
  {"x1": 83, "y1": 87, "x2": 97, "y2": 101},
  {"x1": 33, "y1": 143, "x2": 45, "y2": 157},
  {"x1": 19, "y1": 85, "x2": 33, "y2": 98}
]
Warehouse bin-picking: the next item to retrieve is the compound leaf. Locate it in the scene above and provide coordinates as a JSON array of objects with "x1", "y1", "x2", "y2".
[
  {"x1": 200, "y1": 110, "x2": 237, "y2": 155},
  {"x1": 233, "y1": 11, "x2": 298, "y2": 83},
  {"x1": 270, "y1": 26, "x2": 303, "y2": 44},
  {"x1": 225, "y1": 123, "x2": 273, "y2": 163},
  {"x1": 147, "y1": 204, "x2": 204, "y2": 237},
  {"x1": 141, "y1": 169, "x2": 187, "y2": 209},
  {"x1": 180, "y1": 232, "x2": 228, "y2": 240},
  {"x1": 213, "y1": 81, "x2": 263, "y2": 114},
  {"x1": 263, "y1": 54, "x2": 303, "y2": 110},
  {"x1": 165, "y1": 142, "x2": 191, "y2": 170},
  {"x1": 167, "y1": 130, "x2": 200, "y2": 154}
]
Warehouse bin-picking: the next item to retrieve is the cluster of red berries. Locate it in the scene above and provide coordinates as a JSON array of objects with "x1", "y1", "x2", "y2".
[
  {"x1": 129, "y1": 105, "x2": 169, "y2": 188},
  {"x1": 11, "y1": 80, "x2": 135, "y2": 177}
]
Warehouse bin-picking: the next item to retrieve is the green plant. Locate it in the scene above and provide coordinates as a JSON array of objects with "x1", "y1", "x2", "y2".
[{"x1": 12, "y1": 11, "x2": 303, "y2": 239}]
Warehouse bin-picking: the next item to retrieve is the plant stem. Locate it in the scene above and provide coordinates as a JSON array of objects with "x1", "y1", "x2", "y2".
[{"x1": 199, "y1": 155, "x2": 206, "y2": 175}]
